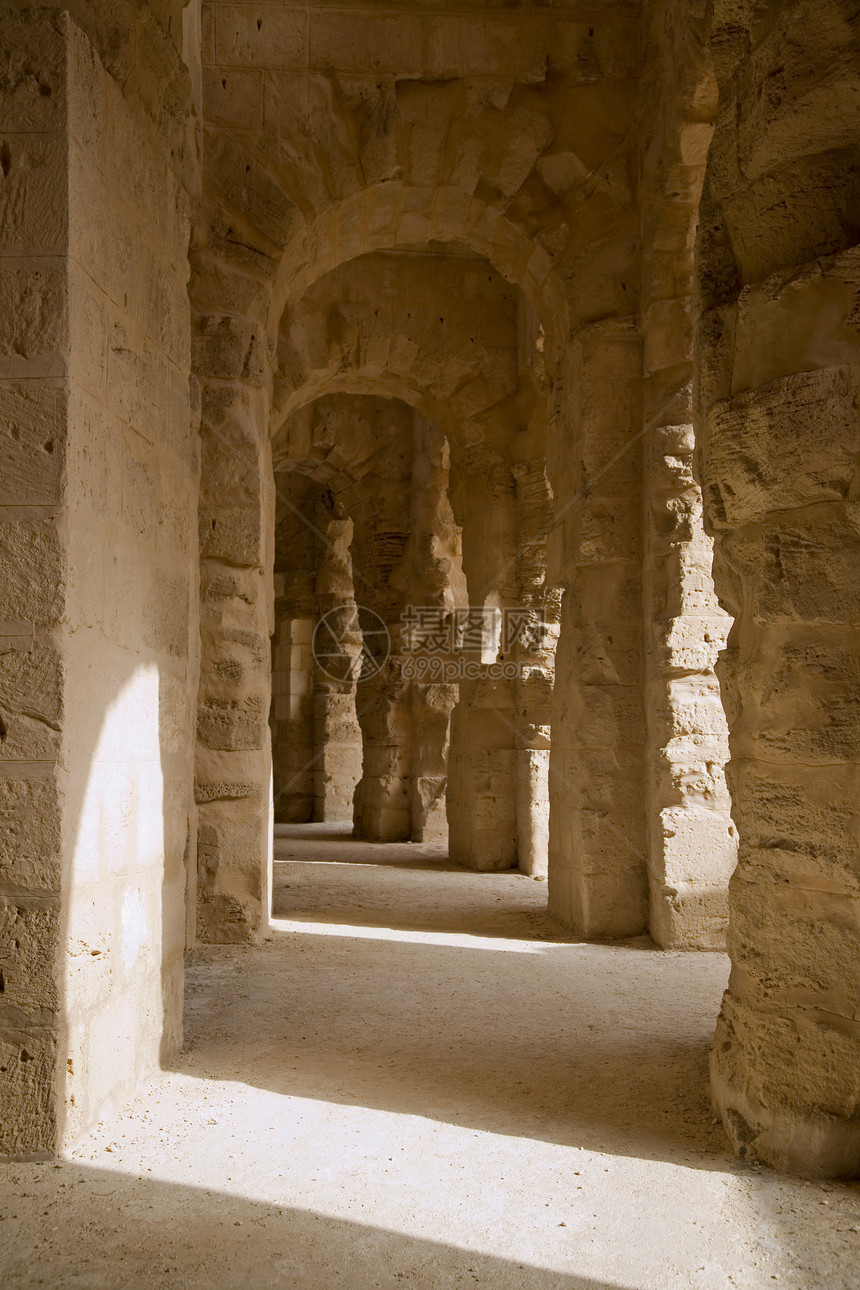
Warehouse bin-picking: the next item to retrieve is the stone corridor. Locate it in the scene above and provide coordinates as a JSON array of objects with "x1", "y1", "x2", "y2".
[
  {"x1": 2, "y1": 824, "x2": 859, "y2": 1288},
  {"x1": 4, "y1": 6, "x2": 860, "y2": 1281}
]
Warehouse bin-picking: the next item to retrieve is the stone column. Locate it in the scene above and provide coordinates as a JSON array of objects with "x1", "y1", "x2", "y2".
[
  {"x1": 548, "y1": 320, "x2": 648, "y2": 935},
  {"x1": 636, "y1": 12, "x2": 736, "y2": 948},
  {"x1": 191, "y1": 21, "x2": 298, "y2": 938},
  {"x1": 642, "y1": 414, "x2": 735, "y2": 949},
  {"x1": 0, "y1": 9, "x2": 71, "y2": 1158},
  {"x1": 512, "y1": 461, "x2": 557, "y2": 878},
  {"x1": 405, "y1": 415, "x2": 461, "y2": 844},
  {"x1": 352, "y1": 664, "x2": 412, "y2": 842},
  {"x1": 348, "y1": 416, "x2": 413, "y2": 843},
  {"x1": 194, "y1": 354, "x2": 274, "y2": 942},
  {"x1": 1, "y1": 5, "x2": 197, "y2": 1152},
  {"x1": 409, "y1": 684, "x2": 453, "y2": 843},
  {"x1": 696, "y1": 0, "x2": 860, "y2": 1175},
  {"x1": 312, "y1": 506, "x2": 362, "y2": 824},
  {"x1": 447, "y1": 467, "x2": 519, "y2": 871},
  {"x1": 271, "y1": 600, "x2": 315, "y2": 822}
]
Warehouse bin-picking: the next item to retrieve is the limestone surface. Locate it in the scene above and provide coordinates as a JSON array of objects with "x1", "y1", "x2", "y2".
[{"x1": 1, "y1": 0, "x2": 857, "y2": 1191}]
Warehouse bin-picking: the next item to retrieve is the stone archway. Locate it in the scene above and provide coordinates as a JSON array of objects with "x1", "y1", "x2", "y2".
[{"x1": 191, "y1": 45, "x2": 734, "y2": 948}]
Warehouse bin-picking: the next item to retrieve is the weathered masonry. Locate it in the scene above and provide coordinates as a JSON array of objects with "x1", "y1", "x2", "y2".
[{"x1": 1, "y1": 0, "x2": 859, "y2": 1179}]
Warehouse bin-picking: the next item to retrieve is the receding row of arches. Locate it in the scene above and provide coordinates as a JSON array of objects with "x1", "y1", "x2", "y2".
[
  {"x1": 195, "y1": 208, "x2": 735, "y2": 944},
  {"x1": 7, "y1": 0, "x2": 859, "y2": 1183},
  {"x1": 266, "y1": 247, "x2": 558, "y2": 874}
]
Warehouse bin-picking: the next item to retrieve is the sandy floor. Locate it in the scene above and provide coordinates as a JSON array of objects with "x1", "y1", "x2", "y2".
[{"x1": 2, "y1": 823, "x2": 859, "y2": 1288}]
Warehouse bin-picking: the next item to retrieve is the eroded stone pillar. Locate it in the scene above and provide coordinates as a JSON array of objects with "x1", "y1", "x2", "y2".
[
  {"x1": 513, "y1": 460, "x2": 557, "y2": 878},
  {"x1": 642, "y1": 417, "x2": 735, "y2": 948},
  {"x1": 195, "y1": 367, "x2": 273, "y2": 942},
  {"x1": 447, "y1": 468, "x2": 519, "y2": 871},
  {"x1": 348, "y1": 411, "x2": 413, "y2": 843},
  {"x1": 352, "y1": 667, "x2": 412, "y2": 842},
  {"x1": 548, "y1": 321, "x2": 648, "y2": 935},
  {"x1": 0, "y1": 10, "x2": 70, "y2": 1157},
  {"x1": 697, "y1": 0, "x2": 860, "y2": 1175},
  {"x1": 271, "y1": 604, "x2": 315, "y2": 821},
  {"x1": 312, "y1": 508, "x2": 362, "y2": 824},
  {"x1": 404, "y1": 416, "x2": 461, "y2": 843},
  {"x1": 638, "y1": 4, "x2": 735, "y2": 949}
]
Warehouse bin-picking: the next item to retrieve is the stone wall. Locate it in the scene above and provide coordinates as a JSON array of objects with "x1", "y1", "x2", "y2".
[
  {"x1": 0, "y1": 3, "x2": 197, "y2": 1153},
  {"x1": 639, "y1": 0, "x2": 736, "y2": 949},
  {"x1": 696, "y1": 0, "x2": 860, "y2": 1175}
]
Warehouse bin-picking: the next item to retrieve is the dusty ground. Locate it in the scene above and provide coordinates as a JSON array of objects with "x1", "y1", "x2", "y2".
[{"x1": 2, "y1": 823, "x2": 859, "y2": 1288}]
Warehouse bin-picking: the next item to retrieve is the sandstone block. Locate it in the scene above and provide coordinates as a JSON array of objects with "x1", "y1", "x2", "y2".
[
  {"x1": 730, "y1": 757, "x2": 860, "y2": 889},
  {"x1": 310, "y1": 13, "x2": 423, "y2": 77},
  {"x1": 428, "y1": 15, "x2": 548, "y2": 83},
  {"x1": 737, "y1": 9, "x2": 860, "y2": 182},
  {"x1": 0, "y1": 640, "x2": 63, "y2": 763},
  {"x1": 0, "y1": 263, "x2": 67, "y2": 377},
  {"x1": 0, "y1": 1028, "x2": 57, "y2": 1157},
  {"x1": 0, "y1": 772, "x2": 62, "y2": 893},
  {"x1": 0, "y1": 136, "x2": 67, "y2": 256},
  {"x1": 215, "y1": 5, "x2": 307, "y2": 69},
  {"x1": 736, "y1": 632, "x2": 860, "y2": 764},
  {"x1": 0, "y1": 12, "x2": 66, "y2": 133},
  {"x1": 0, "y1": 519, "x2": 64, "y2": 627},
  {"x1": 705, "y1": 368, "x2": 860, "y2": 527},
  {"x1": 548, "y1": 847, "x2": 647, "y2": 938},
  {"x1": 197, "y1": 695, "x2": 265, "y2": 750},
  {"x1": 200, "y1": 502, "x2": 264, "y2": 565},
  {"x1": 550, "y1": 15, "x2": 640, "y2": 82},
  {"x1": 643, "y1": 298, "x2": 692, "y2": 375},
  {"x1": 194, "y1": 313, "x2": 266, "y2": 385},
  {"x1": 0, "y1": 896, "x2": 60, "y2": 1015},
  {"x1": 722, "y1": 513, "x2": 860, "y2": 625},
  {"x1": 203, "y1": 66, "x2": 264, "y2": 128},
  {"x1": 711, "y1": 991, "x2": 860, "y2": 1176},
  {"x1": 0, "y1": 382, "x2": 65, "y2": 506},
  {"x1": 206, "y1": 130, "x2": 299, "y2": 247},
  {"x1": 723, "y1": 149, "x2": 860, "y2": 285}
]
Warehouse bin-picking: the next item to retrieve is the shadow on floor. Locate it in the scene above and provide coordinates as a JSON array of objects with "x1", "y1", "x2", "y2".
[
  {"x1": 0, "y1": 1163, "x2": 624, "y2": 1289},
  {"x1": 181, "y1": 924, "x2": 729, "y2": 1170},
  {"x1": 272, "y1": 840, "x2": 575, "y2": 942},
  {"x1": 273, "y1": 877, "x2": 570, "y2": 940},
  {"x1": 181, "y1": 826, "x2": 733, "y2": 1177}
]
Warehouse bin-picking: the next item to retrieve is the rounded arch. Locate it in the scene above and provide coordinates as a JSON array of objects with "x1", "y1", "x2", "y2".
[
  {"x1": 273, "y1": 392, "x2": 417, "y2": 501},
  {"x1": 270, "y1": 246, "x2": 545, "y2": 486},
  {"x1": 265, "y1": 186, "x2": 569, "y2": 361}
]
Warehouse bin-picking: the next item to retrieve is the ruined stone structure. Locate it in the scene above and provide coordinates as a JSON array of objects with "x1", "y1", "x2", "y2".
[{"x1": 0, "y1": 0, "x2": 858, "y2": 1181}]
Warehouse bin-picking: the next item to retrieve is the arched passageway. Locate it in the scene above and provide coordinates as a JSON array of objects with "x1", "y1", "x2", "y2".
[
  {"x1": 3, "y1": 0, "x2": 860, "y2": 1217},
  {"x1": 268, "y1": 377, "x2": 556, "y2": 870}
]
